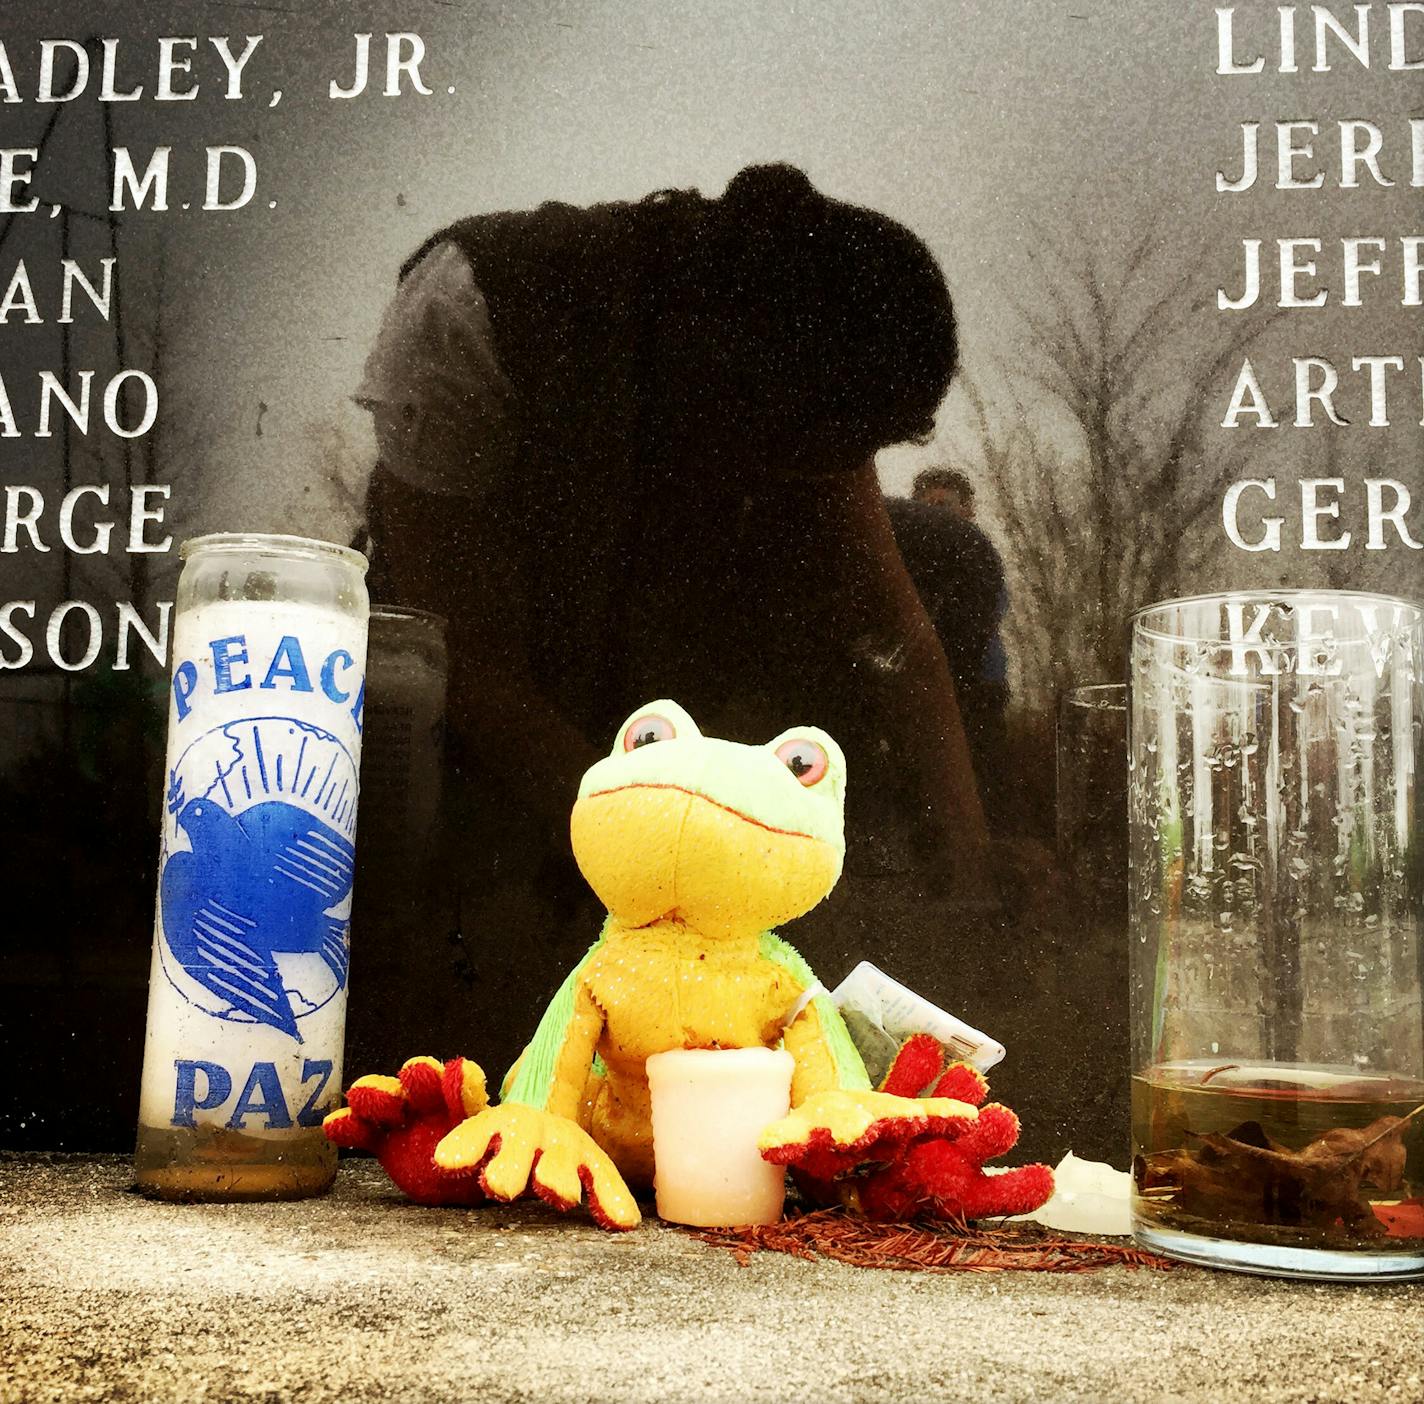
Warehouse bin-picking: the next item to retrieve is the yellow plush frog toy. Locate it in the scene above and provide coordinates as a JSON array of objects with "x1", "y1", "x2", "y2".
[{"x1": 326, "y1": 701, "x2": 977, "y2": 1228}]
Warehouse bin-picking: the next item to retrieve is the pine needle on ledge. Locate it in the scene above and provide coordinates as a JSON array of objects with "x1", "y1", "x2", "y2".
[{"x1": 688, "y1": 1207, "x2": 1174, "y2": 1274}]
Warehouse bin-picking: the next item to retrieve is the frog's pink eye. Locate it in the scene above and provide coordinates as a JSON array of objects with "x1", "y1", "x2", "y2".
[
  {"x1": 623, "y1": 713, "x2": 676, "y2": 752},
  {"x1": 775, "y1": 738, "x2": 828, "y2": 786}
]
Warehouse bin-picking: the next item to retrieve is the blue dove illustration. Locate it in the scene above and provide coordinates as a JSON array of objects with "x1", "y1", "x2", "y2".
[{"x1": 160, "y1": 798, "x2": 355, "y2": 1040}]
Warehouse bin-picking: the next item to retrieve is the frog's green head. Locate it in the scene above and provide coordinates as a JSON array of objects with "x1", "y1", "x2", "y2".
[{"x1": 570, "y1": 700, "x2": 847, "y2": 942}]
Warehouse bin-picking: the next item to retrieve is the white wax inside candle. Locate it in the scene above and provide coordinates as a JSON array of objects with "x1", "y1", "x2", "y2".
[
  {"x1": 138, "y1": 598, "x2": 366, "y2": 1135},
  {"x1": 645, "y1": 1047, "x2": 793, "y2": 1227}
]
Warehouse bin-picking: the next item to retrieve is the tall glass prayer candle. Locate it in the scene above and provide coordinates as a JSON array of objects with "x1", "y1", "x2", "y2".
[{"x1": 134, "y1": 534, "x2": 370, "y2": 1201}]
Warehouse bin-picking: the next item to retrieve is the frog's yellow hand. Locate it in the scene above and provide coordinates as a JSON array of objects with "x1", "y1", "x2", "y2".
[
  {"x1": 433, "y1": 1103, "x2": 641, "y2": 1232},
  {"x1": 758, "y1": 1090, "x2": 978, "y2": 1182}
]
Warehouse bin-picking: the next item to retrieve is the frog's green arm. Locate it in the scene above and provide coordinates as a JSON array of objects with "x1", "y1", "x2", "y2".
[
  {"x1": 759, "y1": 931, "x2": 871, "y2": 1099},
  {"x1": 500, "y1": 931, "x2": 607, "y2": 1119}
]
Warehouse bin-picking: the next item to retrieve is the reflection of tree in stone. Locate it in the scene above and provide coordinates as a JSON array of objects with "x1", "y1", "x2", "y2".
[{"x1": 964, "y1": 229, "x2": 1275, "y2": 705}]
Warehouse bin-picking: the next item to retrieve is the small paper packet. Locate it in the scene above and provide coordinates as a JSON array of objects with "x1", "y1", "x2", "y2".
[{"x1": 831, "y1": 960, "x2": 1005, "y2": 1087}]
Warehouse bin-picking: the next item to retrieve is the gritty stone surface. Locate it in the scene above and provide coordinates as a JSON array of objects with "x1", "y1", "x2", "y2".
[{"x1": 2, "y1": 1154, "x2": 1422, "y2": 1404}]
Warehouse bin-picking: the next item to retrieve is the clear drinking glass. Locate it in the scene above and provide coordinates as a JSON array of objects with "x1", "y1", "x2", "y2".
[
  {"x1": 1057, "y1": 682, "x2": 1133, "y2": 1152},
  {"x1": 1129, "y1": 591, "x2": 1424, "y2": 1279},
  {"x1": 353, "y1": 607, "x2": 448, "y2": 902},
  {"x1": 1057, "y1": 684, "x2": 1129, "y2": 923},
  {"x1": 344, "y1": 607, "x2": 450, "y2": 1076}
]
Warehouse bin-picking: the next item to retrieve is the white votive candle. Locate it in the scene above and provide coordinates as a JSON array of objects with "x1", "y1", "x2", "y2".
[{"x1": 645, "y1": 1047, "x2": 794, "y2": 1227}]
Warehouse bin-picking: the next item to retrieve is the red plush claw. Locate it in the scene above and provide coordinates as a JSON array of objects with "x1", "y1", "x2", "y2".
[
  {"x1": 854, "y1": 1084, "x2": 1052, "y2": 1223},
  {"x1": 857, "y1": 1137, "x2": 1055, "y2": 1222},
  {"x1": 324, "y1": 1056, "x2": 490, "y2": 1207},
  {"x1": 956, "y1": 1102, "x2": 1023, "y2": 1161},
  {"x1": 880, "y1": 1032, "x2": 988, "y2": 1106},
  {"x1": 879, "y1": 1033, "x2": 945, "y2": 1097},
  {"x1": 788, "y1": 1036, "x2": 1054, "y2": 1224},
  {"x1": 931, "y1": 1063, "x2": 989, "y2": 1107},
  {"x1": 759, "y1": 1088, "x2": 979, "y2": 1184}
]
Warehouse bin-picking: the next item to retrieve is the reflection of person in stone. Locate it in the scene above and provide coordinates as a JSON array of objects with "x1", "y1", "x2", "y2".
[
  {"x1": 886, "y1": 467, "x2": 1011, "y2": 825},
  {"x1": 355, "y1": 165, "x2": 988, "y2": 1037}
]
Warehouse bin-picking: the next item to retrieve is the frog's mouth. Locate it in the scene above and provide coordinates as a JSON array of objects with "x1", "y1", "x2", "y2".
[
  {"x1": 585, "y1": 783, "x2": 816, "y2": 842},
  {"x1": 571, "y1": 782, "x2": 841, "y2": 937}
]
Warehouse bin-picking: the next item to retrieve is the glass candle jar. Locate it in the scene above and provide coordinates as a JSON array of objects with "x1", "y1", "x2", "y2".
[
  {"x1": 134, "y1": 534, "x2": 370, "y2": 1201},
  {"x1": 1128, "y1": 591, "x2": 1423, "y2": 1279},
  {"x1": 350, "y1": 606, "x2": 447, "y2": 908},
  {"x1": 344, "y1": 606, "x2": 450, "y2": 1076}
]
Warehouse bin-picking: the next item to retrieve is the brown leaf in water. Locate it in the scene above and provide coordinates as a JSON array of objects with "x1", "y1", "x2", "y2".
[{"x1": 1140, "y1": 1109, "x2": 1421, "y2": 1238}]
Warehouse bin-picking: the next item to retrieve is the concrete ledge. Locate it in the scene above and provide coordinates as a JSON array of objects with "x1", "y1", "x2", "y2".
[{"x1": 2, "y1": 1154, "x2": 1421, "y2": 1403}]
